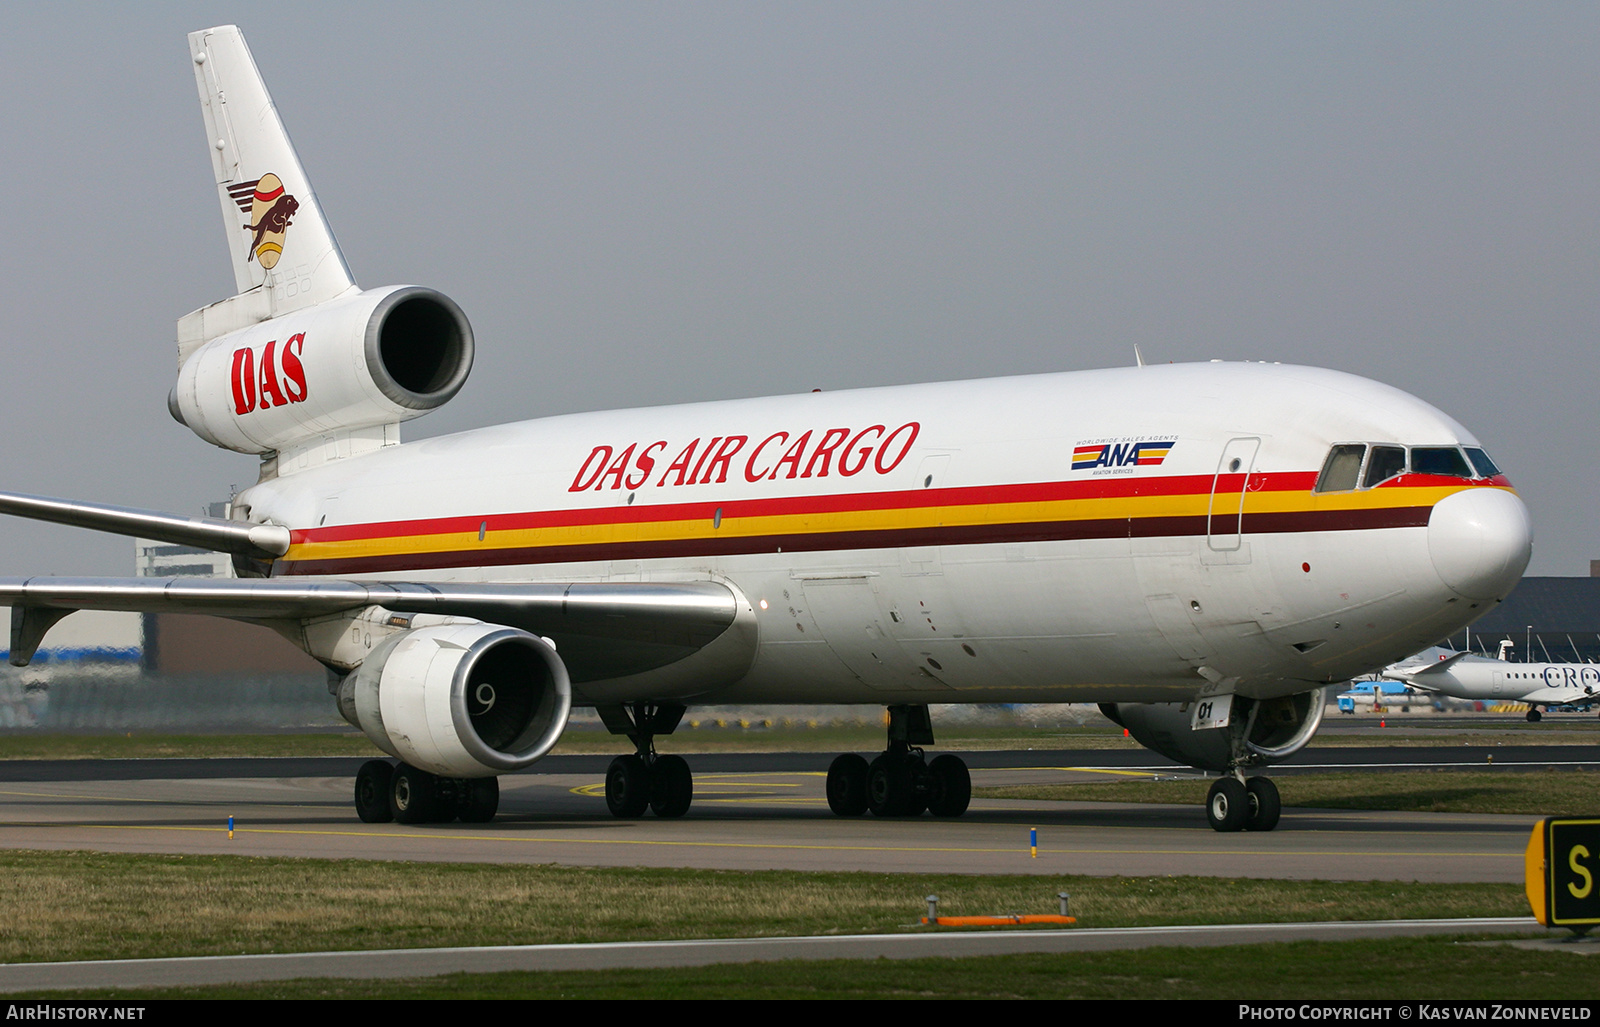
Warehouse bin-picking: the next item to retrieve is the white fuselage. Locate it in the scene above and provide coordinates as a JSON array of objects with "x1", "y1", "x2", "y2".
[{"x1": 234, "y1": 361, "x2": 1531, "y2": 708}]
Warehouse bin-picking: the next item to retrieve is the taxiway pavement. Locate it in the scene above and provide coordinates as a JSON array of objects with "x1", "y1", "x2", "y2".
[{"x1": 2, "y1": 748, "x2": 1588, "y2": 881}]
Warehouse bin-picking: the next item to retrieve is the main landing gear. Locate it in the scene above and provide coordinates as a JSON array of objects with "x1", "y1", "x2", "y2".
[
  {"x1": 353, "y1": 759, "x2": 500, "y2": 825},
  {"x1": 1526, "y1": 707, "x2": 1543, "y2": 723},
  {"x1": 1205, "y1": 773, "x2": 1280, "y2": 832},
  {"x1": 597, "y1": 702, "x2": 694, "y2": 819},
  {"x1": 826, "y1": 704, "x2": 971, "y2": 818}
]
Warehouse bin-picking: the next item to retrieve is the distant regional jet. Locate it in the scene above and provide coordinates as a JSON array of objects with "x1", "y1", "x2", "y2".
[
  {"x1": 0, "y1": 26, "x2": 1532, "y2": 832},
  {"x1": 1382, "y1": 652, "x2": 1600, "y2": 721}
]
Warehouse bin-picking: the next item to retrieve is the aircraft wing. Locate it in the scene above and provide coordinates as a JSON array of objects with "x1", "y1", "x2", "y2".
[
  {"x1": 0, "y1": 490, "x2": 288, "y2": 560},
  {"x1": 0, "y1": 576, "x2": 742, "y2": 682}
]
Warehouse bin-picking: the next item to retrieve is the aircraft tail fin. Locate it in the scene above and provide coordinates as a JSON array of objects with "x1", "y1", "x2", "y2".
[
  {"x1": 186, "y1": 26, "x2": 355, "y2": 332},
  {"x1": 1404, "y1": 651, "x2": 1470, "y2": 679}
]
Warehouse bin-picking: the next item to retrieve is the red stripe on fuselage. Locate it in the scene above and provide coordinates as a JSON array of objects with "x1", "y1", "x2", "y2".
[{"x1": 289, "y1": 471, "x2": 1325, "y2": 545}]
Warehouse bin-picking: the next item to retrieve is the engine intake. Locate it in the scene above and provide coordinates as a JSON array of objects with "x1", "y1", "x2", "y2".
[
  {"x1": 365, "y1": 288, "x2": 474, "y2": 411},
  {"x1": 1100, "y1": 689, "x2": 1326, "y2": 772},
  {"x1": 171, "y1": 285, "x2": 473, "y2": 456},
  {"x1": 336, "y1": 623, "x2": 571, "y2": 778}
]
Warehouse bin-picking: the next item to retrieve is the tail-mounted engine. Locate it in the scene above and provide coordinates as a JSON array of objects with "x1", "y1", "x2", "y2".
[
  {"x1": 335, "y1": 623, "x2": 572, "y2": 779},
  {"x1": 1100, "y1": 689, "x2": 1326, "y2": 773},
  {"x1": 169, "y1": 285, "x2": 473, "y2": 458}
]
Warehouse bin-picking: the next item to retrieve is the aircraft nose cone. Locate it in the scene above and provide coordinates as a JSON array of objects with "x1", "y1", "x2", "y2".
[{"x1": 1427, "y1": 488, "x2": 1532, "y2": 600}]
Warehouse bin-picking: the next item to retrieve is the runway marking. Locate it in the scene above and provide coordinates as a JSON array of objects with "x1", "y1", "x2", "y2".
[
  {"x1": 0, "y1": 819, "x2": 1522, "y2": 861},
  {"x1": 0, "y1": 787, "x2": 334, "y2": 811},
  {"x1": 1047, "y1": 767, "x2": 1183, "y2": 778},
  {"x1": 973, "y1": 761, "x2": 1598, "y2": 772},
  {"x1": 564, "y1": 768, "x2": 1172, "y2": 800},
  {"x1": 1287, "y1": 761, "x2": 1597, "y2": 770}
]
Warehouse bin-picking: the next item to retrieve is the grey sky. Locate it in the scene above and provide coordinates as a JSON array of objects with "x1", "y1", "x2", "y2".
[{"x1": 0, "y1": 3, "x2": 1593, "y2": 577}]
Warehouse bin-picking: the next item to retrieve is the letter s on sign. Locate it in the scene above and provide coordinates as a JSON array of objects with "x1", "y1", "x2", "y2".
[{"x1": 1570, "y1": 844, "x2": 1594, "y2": 900}]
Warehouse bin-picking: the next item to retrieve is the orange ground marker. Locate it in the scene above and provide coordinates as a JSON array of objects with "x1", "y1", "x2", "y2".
[{"x1": 921, "y1": 915, "x2": 1076, "y2": 927}]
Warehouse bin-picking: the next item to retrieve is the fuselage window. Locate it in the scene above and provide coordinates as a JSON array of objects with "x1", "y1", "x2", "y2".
[
  {"x1": 1410, "y1": 447, "x2": 1473, "y2": 479},
  {"x1": 1314, "y1": 444, "x2": 1366, "y2": 493},
  {"x1": 1362, "y1": 446, "x2": 1406, "y2": 488}
]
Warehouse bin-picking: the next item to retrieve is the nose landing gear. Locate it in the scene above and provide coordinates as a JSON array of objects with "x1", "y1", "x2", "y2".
[{"x1": 1205, "y1": 773, "x2": 1281, "y2": 832}]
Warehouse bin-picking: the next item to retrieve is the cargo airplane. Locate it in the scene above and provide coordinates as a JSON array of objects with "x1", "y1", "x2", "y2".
[{"x1": 0, "y1": 26, "x2": 1534, "y2": 832}]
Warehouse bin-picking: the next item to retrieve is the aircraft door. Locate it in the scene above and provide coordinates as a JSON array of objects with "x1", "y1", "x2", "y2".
[{"x1": 1207, "y1": 438, "x2": 1260, "y2": 552}]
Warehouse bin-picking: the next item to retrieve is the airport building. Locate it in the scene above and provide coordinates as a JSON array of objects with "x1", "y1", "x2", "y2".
[{"x1": 1443, "y1": 575, "x2": 1600, "y2": 664}]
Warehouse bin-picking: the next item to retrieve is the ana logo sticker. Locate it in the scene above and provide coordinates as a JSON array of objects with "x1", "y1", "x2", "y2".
[{"x1": 1072, "y1": 439, "x2": 1175, "y2": 473}]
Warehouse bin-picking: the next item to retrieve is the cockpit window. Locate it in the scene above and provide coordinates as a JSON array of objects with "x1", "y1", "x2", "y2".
[
  {"x1": 1362, "y1": 446, "x2": 1406, "y2": 488},
  {"x1": 1410, "y1": 447, "x2": 1473, "y2": 479},
  {"x1": 1465, "y1": 448, "x2": 1501, "y2": 478},
  {"x1": 1314, "y1": 444, "x2": 1365, "y2": 493},
  {"x1": 1314, "y1": 442, "x2": 1502, "y2": 493}
]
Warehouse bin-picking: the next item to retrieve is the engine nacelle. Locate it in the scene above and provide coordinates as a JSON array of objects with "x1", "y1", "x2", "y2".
[
  {"x1": 1100, "y1": 689, "x2": 1326, "y2": 773},
  {"x1": 336, "y1": 623, "x2": 572, "y2": 778},
  {"x1": 170, "y1": 285, "x2": 473, "y2": 455}
]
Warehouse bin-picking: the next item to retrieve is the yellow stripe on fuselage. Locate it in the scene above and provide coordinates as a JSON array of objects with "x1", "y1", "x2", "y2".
[{"x1": 281, "y1": 482, "x2": 1488, "y2": 564}]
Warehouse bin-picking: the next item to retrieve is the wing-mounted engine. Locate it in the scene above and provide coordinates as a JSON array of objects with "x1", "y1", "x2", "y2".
[
  {"x1": 170, "y1": 285, "x2": 473, "y2": 466},
  {"x1": 335, "y1": 622, "x2": 572, "y2": 779},
  {"x1": 1100, "y1": 689, "x2": 1326, "y2": 773}
]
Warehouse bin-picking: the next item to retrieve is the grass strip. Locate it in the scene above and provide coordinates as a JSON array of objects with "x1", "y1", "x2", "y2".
[
  {"x1": 975, "y1": 769, "x2": 1600, "y2": 815},
  {"x1": 25, "y1": 936, "x2": 1600, "y2": 1000},
  {"x1": 0, "y1": 850, "x2": 1526, "y2": 965}
]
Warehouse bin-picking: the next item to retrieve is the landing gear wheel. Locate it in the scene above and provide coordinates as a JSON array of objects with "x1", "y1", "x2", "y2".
[
  {"x1": 868, "y1": 754, "x2": 914, "y2": 817},
  {"x1": 1244, "y1": 776, "x2": 1281, "y2": 832},
  {"x1": 606, "y1": 754, "x2": 653, "y2": 818},
  {"x1": 354, "y1": 760, "x2": 394, "y2": 823},
  {"x1": 390, "y1": 763, "x2": 439, "y2": 825},
  {"x1": 1527, "y1": 708, "x2": 1542, "y2": 723},
  {"x1": 460, "y1": 777, "x2": 500, "y2": 823},
  {"x1": 826, "y1": 754, "x2": 870, "y2": 816},
  {"x1": 1206, "y1": 777, "x2": 1250, "y2": 832},
  {"x1": 905, "y1": 784, "x2": 928, "y2": 817},
  {"x1": 926, "y1": 754, "x2": 971, "y2": 818},
  {"x1": 650, "y1": 754, "x2": 694, "y2": 818}
]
